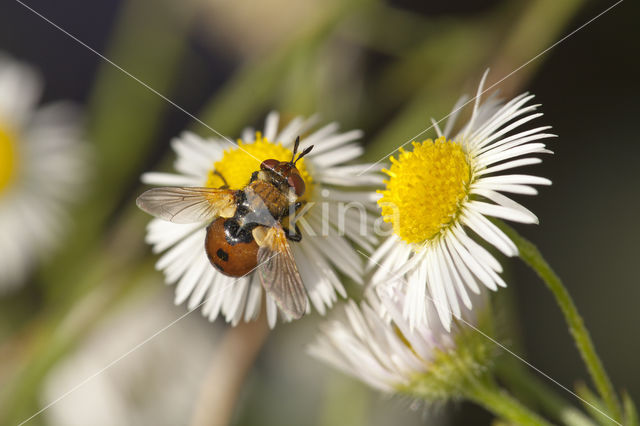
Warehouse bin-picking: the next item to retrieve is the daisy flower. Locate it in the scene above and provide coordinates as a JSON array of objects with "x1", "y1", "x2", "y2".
[
  {"x1": 0, "y1": 54, "x2": 86, "y2": 291},
  {"x1": 43, "y1": 292, "x2": 218, "y2": 426},
  {"x1": 308, "y1": 286, "x2": 491, "y2": 398},
  {"x1": 371, "y1": 71, "x2": 554, "y2": 331},
  {"x1": 141, "y1": 112, "x2": 380, "y2": 328}
]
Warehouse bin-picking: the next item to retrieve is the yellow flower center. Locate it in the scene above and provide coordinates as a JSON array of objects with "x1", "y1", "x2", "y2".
[
  {"x1": 378, "y1": 136, "x2": 471, "y2": 245},
  {"x1": 0, "y1": 122, "x2": 18, "y2": 195},
  {"x1": 205, "y1": 132, "x2": 314, "y2": 202}
]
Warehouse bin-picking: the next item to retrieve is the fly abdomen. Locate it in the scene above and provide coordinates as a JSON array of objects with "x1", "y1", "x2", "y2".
[{"x1": 205, "y1": 218, "x2": 258, "y2": 277}]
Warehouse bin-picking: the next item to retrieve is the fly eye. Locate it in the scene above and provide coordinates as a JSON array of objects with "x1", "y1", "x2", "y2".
[
  {"x1": 287, "y1": 172, "x2": 305, "y2": 197},
  {"x1": 260, "y1": 159, "x2": 280, "y2": 170}
]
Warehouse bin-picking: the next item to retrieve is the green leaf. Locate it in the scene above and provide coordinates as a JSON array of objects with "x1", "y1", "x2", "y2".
[
  {"x1": 623, "y1": 392, "x2": 639, "y2": 426},
  {"x1": 575, "y1": 383, "x2": 617, "y2": 426}
]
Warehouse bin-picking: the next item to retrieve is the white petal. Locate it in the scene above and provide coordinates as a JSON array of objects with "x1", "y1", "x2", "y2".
[
  {"x1": 305, "y1": 129, "x2": 363, "y2": 156},
  {"x1": 472, "y1": 181, "x2": 539, "y2": 195},
  {"x1": 147, "y1": 221, "x2": 202, "y2": 254},
  {"x1": 462, "y1": 69, "x2": 490, "y2": 141},
  {"x1": 141, "y1": 172, "x2": 203, "y2": 186},
  {"x1": 472, "y1": 188, "x2": 539, "y2": 223},
  {"x1": 443, "y1": 94, "x2": 470, "y2": 137},
  {"x1": 440, "y1": 242, "x2": 473, "y2": 310},
  {"x1": 263, "y1": 111, "x2": 279, "y2": 141},
  {"x1": 461, "y1": 209, "x2": 518, "y2": 257},
  {"x1": 188, "y1": 266, "x2": 215, "y2": 310},
  {"x1": 368, "y1": 235, "x2": 399, "y2": 270},
  {"x1": 431, "y1": 117, "x2": 444, "y2": 138},
  {"x1": 479, "y1": 143, "x2": 553, "y2": 167},
  {"x1": 471, "y1": 110, "x2": 543, "y2": 151},
  {"x1": 155, "y1": 229, "x2": 204, "y2": 271},
  {"x1": 300, "y1": 122, "x2": 339, "y2": 147},
  {"x1": 310, "y1": 144, "x2": 363, "y2": 168},
  {"x1": 403, "y1": 259, "x2": 427, "y2": 329},
  {"x1": 475, "y1": 157, "x2": 542, "y2": 176},
  {"x1": 277, "y1": 115, "x2": 317, "y2": 146},
  {"x1": 174, "y1": 253, "x2": 209, "y2": 304},
  {"x1": 478, "y1": 174, "x2": 552, "y2": 186},
  {"x1": 444, "y1": 236, "x2": 482, "y2": 294},
  {"x1": 266, "y1": 295, "x2": 278, "y2": 329},
  {"x1": 299, "y1": 239, "x2": 345, "y2": 297},
  {"x1": 450, "y1": 224, "x2": 502, "y2": 273},
  {"x1": 426, "y1": 251, "x2": 452, "y2": 331},
  {"x1": 241, "y1": 127, "x2": 254, "y2": 142},
  {"x1": 476, "y1": 133, "x2": 555, "y2": 164},
  {"x1": 243, "y1": 282, "x2": 263, "y2": 322},
  {"x1": 446, "y1": 230, "x2": 498, "y2": 291},
  {"x1": 434, "y1": 241, "x2": 461, "y2": 319},
  {"x1": 476, "y1": 126, "x2": 552, "y2": 156},
  {"x1": 468, "y1": 200, "x2": 538, "y2": 224},
  {"x1": 466, "y1": 93, "x2": 534, "y2": 143}
]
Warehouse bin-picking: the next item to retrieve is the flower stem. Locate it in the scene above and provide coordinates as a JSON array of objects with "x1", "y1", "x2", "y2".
[
  {"x1": 497, "y1": 358, "x2": 596, "y2": 426},
  {"x1": 496, "y1": 221, "x2": 622, "y2": 422},
  {"x1": 190, "y1": 312, "x2": 270, "y2": 426},
  {"x1": 463, "y1": 376, "x2": 553, "y2": 426}
]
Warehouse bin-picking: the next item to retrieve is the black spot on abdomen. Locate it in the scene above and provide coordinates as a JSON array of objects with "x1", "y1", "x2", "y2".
[{"x1": 216, "y1": 248, "x2": 229, "y2": 262}]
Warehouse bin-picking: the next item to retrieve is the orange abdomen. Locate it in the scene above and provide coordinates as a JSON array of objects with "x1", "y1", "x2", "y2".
[{"x1": 205, "y1": 218, "x2": 259, "y2": 277}]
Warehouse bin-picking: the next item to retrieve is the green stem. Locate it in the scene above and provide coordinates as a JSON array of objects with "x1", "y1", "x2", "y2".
[
  {"x1": 497, "y1": 358, "x2": 595, "y2": 426},
  {"x1": 496, "y1": 221, "x2": 622, "y2": 422},
  {"x1": 463, "y1": 377, "x2": 553, "y2": 426}
]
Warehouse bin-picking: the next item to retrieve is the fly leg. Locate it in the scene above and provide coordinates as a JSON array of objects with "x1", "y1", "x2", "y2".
[
  {"x1": 283, "y1": 202, "x2": 304, "y2": 242},
  {"x1": 282, "y1": 223, "x2": 302, "y2": 242},
  {"x1": 212, "y1": 170, "x2": 230, "y2": 189}
]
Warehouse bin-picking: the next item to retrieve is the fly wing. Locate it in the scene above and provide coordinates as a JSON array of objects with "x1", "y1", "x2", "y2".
[
  {"x1": 136, "y1": 187, "x2": 238, "y2": 224},
  {"x1": 254, "y1": 225, "x2": 308, "y2": 319}
]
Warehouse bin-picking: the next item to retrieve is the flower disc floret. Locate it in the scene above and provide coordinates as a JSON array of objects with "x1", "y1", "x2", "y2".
[
  {"x1": 0, "y1": 123, "x2": 17, "y2": 193},
  {"x1": 378, "y1": 136, "x2": 470, "y2": 244}
]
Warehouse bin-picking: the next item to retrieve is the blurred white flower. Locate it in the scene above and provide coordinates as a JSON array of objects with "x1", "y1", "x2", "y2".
[
  {"x1": 0, "y1": 54, "x2": 87, "y2": 291},
  {"x1": 141, "y1": 112, "x2": 380, "y2": 328},
  {"x1": 309, "y1": 286, "x2": 491, "y2": 399},
  {"x1": 42, "y1": 290, "x2": 218, "y2": 426},
  {"x1": 372, "y1": 72, "x2": 554, "y2": 331}
]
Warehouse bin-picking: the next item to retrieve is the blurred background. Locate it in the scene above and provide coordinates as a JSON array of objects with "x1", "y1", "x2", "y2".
[{"x1": 0, "y1": 0, "x2": 638, "y2": 425}]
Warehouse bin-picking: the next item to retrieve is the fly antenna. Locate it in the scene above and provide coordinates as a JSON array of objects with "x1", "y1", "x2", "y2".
[
  {"x1": 290, "y1": 136, "x2": 300, "y2": 164},
  {"x1": 294, "y1": 145, "x2": 313, "y2": 165},
  {"x1": 290, "y1": 136, "x2": 313, "y2": 165}
]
